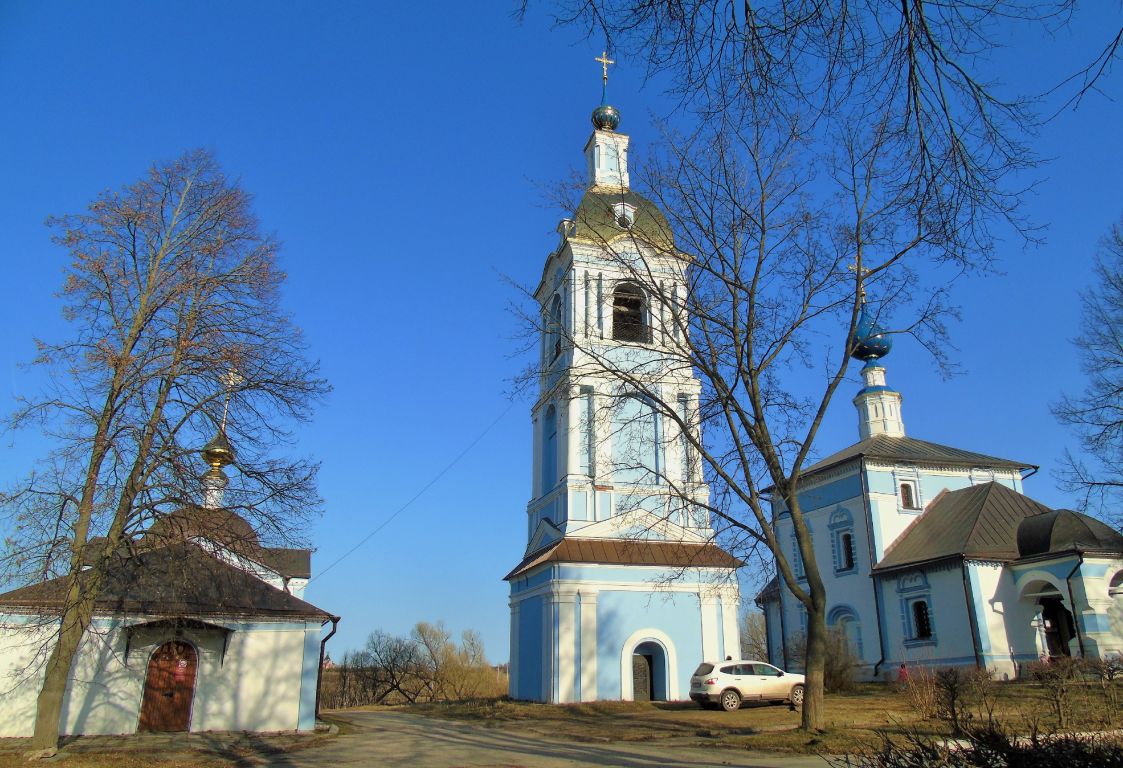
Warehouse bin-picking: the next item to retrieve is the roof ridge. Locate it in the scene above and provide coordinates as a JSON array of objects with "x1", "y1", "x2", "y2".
[
  {"x1": 962, "y1": 481, "x2": 1002, "y2": 547},
  {"x1": 879, "y1": 491, "x2": 946, "y2": 562}
]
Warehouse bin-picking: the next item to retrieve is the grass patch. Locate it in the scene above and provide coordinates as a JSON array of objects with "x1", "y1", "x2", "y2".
[{"x1": 400, "y1": 681, "x2": 1123, "y2": 756}]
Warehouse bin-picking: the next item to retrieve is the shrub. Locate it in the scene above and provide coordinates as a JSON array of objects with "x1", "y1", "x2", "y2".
[
  {"x1": 785, "y1": 627, "x2": 861, "y2": 693},
  {"x1": 832, "y1": 726, "x2": 1123, "y2": 768}
]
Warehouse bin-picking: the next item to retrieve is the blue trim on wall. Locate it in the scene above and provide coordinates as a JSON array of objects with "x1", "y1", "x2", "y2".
[
  {"x1": 297, "y1": 628, "x2": 321, "y2": 730},
  {"x1": 966, "y1": 565, "x2": 992, "y2": 654}
]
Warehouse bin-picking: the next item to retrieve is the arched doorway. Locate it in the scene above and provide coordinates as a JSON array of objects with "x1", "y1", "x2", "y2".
[
  {"x1": 1040, "y1": 594, "x2": 1076, "y2": 657},
  {"x1": 631, "y1": 640, "x2": 668, "y2": 702},
  {"x1": 138, "y1": 640, "x2": 197, "y2": 732}
]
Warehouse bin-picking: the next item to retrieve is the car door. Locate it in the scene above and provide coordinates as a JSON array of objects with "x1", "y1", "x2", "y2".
[
  {"x1": 751, "y1": 663, "x2": 787, "y2": 699},
  {"x1": 736, "y1": 664, "x2": 765, "y2": 700}
]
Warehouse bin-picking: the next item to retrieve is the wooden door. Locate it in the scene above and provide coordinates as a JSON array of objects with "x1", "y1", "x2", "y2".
[
  {"x1": 138, "y1": 641, "x2": 197, "y2": 732},
  {"x1": 632, "y1": 654, "x2": 653, "y2": 701}
]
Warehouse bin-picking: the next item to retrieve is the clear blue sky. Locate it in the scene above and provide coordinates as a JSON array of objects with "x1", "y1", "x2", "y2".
[{"x1": 1, "y1": 2, "x2": 1120, "y2": 663}]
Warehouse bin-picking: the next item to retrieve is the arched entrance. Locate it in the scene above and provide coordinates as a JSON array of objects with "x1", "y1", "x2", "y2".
[
  {"x1": 631, "y1": 640, "x2": 668, "y2": 701},
  {"x1": 1021, "y1": 580, "x2": 1076, "y2": 658},
  {"x1": 138, "y1": 640, "x2": 197, "y2": 732}
]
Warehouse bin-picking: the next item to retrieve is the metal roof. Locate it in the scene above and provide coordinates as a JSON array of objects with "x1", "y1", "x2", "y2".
[
  {"x1": 571, "y1": 187, "x2": 675, "y2": 251},
  {"x1": 874, "y1": 482, "x2": 1052, "y2": 572},
  {"x1": 802, "y1": 434, "x2": 1035, "y2": 476},
  {"x1": 0, "y1": 542, "x2": 332, "y2": 621},
  {"x1": 505, "y1": 537, "x2": 740, "y2": 580}
]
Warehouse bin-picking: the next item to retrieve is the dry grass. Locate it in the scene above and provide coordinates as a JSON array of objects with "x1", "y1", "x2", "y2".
[
  {"x1": 407, "y1": 681, "x2": 1123, "y2": 755},
  {"x1": 0, "y1": 717, "x2": 345, "y2": 768}
]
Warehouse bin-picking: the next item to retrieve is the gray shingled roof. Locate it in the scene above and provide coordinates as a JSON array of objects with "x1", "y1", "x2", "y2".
[
  {"x1": 1017, "y1": 509, "x2": 1123, "y2": 558},
  {"x1": 802, "y1": 434, "x2": 1034, "y2": 476},
  {"x1": 505, "y1": 537, "x2": 740, "y2": 580},
  {"x1": 874, "y1": 481, "x2": 1052, "y2": 572},
  {"x1": 0, "y1": 542, "x2": 332, "y2": 621}
]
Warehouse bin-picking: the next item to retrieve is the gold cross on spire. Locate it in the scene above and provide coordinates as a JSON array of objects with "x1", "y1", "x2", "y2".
[
  {"x1": 848, "y1": 261, "x2": 871, "y2": 303},
  {"x1": 595, "y1": 50, "x2": 615, "y2": 85}
]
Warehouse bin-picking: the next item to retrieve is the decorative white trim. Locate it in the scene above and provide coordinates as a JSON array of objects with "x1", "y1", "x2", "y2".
[{"x1": 618, "y1": 627, "x2": 679, "y2": 701}]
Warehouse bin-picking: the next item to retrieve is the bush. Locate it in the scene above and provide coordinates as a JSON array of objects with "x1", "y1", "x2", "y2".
[
  {"x1": 832, "y1": 726, "x2": 1123, "y2": 768},
  {"x1": 785, "y1": 627, "x2": 861, "y2": 693}
]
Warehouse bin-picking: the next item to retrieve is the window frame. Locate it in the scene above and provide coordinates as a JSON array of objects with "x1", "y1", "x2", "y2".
[{"x1": 611, "y1": 282, "x2": 651, "y2": 343}]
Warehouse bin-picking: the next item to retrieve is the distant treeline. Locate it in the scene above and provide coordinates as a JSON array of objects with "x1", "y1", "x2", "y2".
[{"x1": 319, "y1": 621, "x2": 507, "y2": 709}]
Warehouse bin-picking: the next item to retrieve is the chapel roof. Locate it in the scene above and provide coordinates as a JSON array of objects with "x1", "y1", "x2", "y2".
[
  {"x1": 801, "y1": 434, "x2": 1034, "y2": 477},
  {"x1": 1016, "y1": 508, "x2": 1123, "y2": 559},
  {"x1": 874, "y1": 481, "x2": 1053, "y2": 572},
  {"x1": 504, "y1": 536, "x2": 741, "y2": 581},
  {"x1": 571, "y1": 187, "x2": 676, "y2": 251},
  {"x1": 140, "y1": 506, "x2": 312, "y2": 579},
  {"x1": 0, "y1": 541, "x2": 331, "y2": 621}
]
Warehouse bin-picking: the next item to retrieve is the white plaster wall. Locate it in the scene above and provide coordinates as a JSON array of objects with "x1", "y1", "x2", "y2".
[
  {"x1": 0, "y1": 618, "x2": 57, "y2": 737},
  {"x1": 0, "y1": 616, "x2": 317, "y2": 737}
]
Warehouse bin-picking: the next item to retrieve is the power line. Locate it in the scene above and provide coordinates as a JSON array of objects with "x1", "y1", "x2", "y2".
[{"x1": 310, "y1": 400, "x2": 517, "y2": 582}]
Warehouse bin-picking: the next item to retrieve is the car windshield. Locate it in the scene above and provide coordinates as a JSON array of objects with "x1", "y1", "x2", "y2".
[{"x1": 693, "y1": 663, "x2": 714, "y2": 676}]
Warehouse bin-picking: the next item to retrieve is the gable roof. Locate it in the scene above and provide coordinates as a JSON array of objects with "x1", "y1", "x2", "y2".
[
  {"x1": 874, "y1": 481, "x2": 1052, "y2": 572},
  {"x1": 0, "y1": 542, "x2": 332, "y2": 621},
  {"x1": 505, "y1": 537, "x2": 741, "y2": 581},
  {"x1": 141, "y1": 507, "x2": 312, "y2": 579},
  {"x1": 802, "y1": 434, "x2": 1034, "y2": 477}
]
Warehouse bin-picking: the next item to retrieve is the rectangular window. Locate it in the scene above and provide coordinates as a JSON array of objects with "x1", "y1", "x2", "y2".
[
  {"x1": 841, "y1": 532, "x2": 855, "y2": 571},
  {"x1": 912, "y1": 600, "x2": 933, "y2": 639}
]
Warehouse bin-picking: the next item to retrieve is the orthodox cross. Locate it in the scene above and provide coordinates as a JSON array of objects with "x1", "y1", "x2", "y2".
[
  {"x1": 848, "y1": 261, "x2": 871, "y2": 303},
  {"x1": 595, "y1": 50, "x2": 615, "y2": 86}
]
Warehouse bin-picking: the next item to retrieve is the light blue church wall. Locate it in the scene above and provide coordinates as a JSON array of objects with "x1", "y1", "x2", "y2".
[
  {"x1": 516, "y1": 596, "x2": 545, "y2": 701},
  {"x1": 595, "y1": 590, "x2": 704, "y2": 700}
]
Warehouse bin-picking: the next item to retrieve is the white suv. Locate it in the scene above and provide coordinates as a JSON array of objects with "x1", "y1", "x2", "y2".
[{"x1": 689, "y1": 660, "x2": 805, "y2": 711}]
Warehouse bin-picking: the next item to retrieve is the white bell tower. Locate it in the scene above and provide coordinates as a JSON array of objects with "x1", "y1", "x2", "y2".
[{"x1": 507, "y1": 62, "x2": 740, "y2": 705}]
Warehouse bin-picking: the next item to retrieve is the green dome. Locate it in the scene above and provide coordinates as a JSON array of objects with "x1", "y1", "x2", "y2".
[{"x1": 571, "y1": 188, "x2": 675, "y2": 250}]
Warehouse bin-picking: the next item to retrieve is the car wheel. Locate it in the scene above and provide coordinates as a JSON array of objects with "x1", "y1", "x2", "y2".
[
  {"x1": 790, "y1": 684, "x2": 805, "y2": 707},
  {"x1": 720, "y1": 689, "x2": 742, "y2": 712}
]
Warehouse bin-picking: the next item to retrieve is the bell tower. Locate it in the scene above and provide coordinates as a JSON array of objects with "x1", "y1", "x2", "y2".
[{"x1": 506, "y1": 62, "x2": 740, "y2": 704}]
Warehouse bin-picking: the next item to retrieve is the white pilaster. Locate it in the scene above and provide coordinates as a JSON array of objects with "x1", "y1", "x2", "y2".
[
  {"x1": 579, "y1": 590, "x2": 599, "y2": 701},
  {"x1": 557, "y1": 591, "x2": 578, "y2": 703}
]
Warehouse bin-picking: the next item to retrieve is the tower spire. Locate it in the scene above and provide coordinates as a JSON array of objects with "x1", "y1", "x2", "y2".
[{"x1": 849, "y1": 287, "x2": 905, "y2": 439}]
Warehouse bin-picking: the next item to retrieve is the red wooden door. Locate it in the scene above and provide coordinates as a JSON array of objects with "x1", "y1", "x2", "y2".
[{"x1": 138, "y1": 641, "x2": 197, "y2": 732}]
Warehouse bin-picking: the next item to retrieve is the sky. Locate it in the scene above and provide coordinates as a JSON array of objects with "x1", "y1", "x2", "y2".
[{"x1": 1, "y1": 2, "x2": 1121, "y2": 664}]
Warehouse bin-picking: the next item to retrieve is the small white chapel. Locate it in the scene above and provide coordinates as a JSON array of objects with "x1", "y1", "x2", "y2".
[{"x1": 0, "y1": 430, "x2": 337, "y2": 737}]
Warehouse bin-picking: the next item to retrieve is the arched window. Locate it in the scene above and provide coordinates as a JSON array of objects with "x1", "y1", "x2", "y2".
[
  {"x1": 900, "y1": 482, "x2": 918, "y2": 510},
  {"x1": 612, "y1": 283, "x2": 649, "y2": 343},
  {"x1": 549, "y1": 294, "x2": 563, "y2": 361},
  {"x1": 542, "y1": 405, "x2": 558, "y2": 492}
]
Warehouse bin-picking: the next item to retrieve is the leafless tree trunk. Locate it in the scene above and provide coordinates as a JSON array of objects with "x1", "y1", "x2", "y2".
[{"x1": 1, "y1": 150, "x2": 328, "y2": 749}]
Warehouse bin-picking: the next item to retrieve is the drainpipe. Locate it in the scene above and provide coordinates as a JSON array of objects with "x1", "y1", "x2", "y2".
[
  {"x1": 315, "y1": 615, "x2": 340, "y2": 719},
  {"x1": 961, "y1": 561, "x2": 983, "y2": 669},
  {"x1": 860, "y1": 459, "x2": 888, "y2": 679},
  {"x1": 1065, "y1": 555, "x2": 1086, "y2": 658}
]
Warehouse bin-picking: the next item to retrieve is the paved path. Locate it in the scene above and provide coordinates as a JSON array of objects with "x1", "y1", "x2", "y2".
[{"x1": 269, "y1": 710, "x2": 832, "y2": 768}]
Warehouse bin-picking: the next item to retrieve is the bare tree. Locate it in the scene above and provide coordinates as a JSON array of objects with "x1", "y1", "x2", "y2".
[
  {"x1": 740, "y1": 610, "x2": 769, "y2": 661},
  {"x1": 519, "y1": 1, "x2": 1062, "y2": 729},
  {"x1": 1, "y1": 150, "x2": 329, "y2": 749},
  {"x1": 1054, "y1": 219, "x2": 1123, "y2": 529}
]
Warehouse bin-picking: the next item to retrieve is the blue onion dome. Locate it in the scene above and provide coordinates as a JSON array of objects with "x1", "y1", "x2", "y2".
[
  {"x1": 591, "y1": 102, "x2": 621, "y2": 131},
  {"x1": 850, "y1": 304, "x2": 893, "y2": 361}
]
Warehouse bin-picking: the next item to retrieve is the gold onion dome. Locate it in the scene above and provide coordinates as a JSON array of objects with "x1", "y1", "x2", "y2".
[{"x1": 201, "y1": 429, "x2": 235, "y2": 469}]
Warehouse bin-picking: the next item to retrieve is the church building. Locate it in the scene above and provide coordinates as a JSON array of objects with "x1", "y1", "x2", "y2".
[
  {"x1": 505, "y1": 68, "x2": 741, "y2": 703},
  {"x1": 758, "y1": 304, "x2": 1123, "y2": 679},
  {"x1": 0, "y1": 430, "x2": 338, "y2": 737}
]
